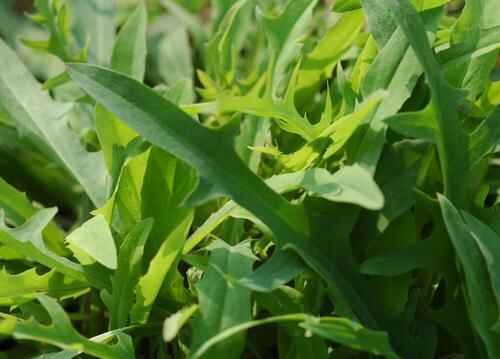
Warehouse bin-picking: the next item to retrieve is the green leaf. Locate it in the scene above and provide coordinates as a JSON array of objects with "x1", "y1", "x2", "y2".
[
  {"x1": 469, "y1": 107, "x2": 500, "y2": 165},
  {"x1": 336, "y1": 0, "x2": 450, "y2": 13},
  {"x1": 0, "y1": 268, "x2": 87, "y2": 307},
  {"x1": 111, "y1": 2, "x2": 147, "y2": 81},
  {"x1": 462, "y1": 211, "x2": 500, "y2": 331},
  {"x1": 0, "y1": 209, "x2": 101, "y2": 288},
  {"x1": 94, "y1": 2, "x2": 149, "y2": 235},
  {"x1": 159, "y1": 0, "x2": 206, "y2": 47},
  {"x1": 360, "y1": 241, "x2": 430, "y2": 276},
  {"x1": 381, "y1": 0, "x2": 468, "y2": 207},
  {"x1": 151, "y1": 18, "x2": 194, "y2": 98},
  {"x1": 384, "y1": 105, "x2": 438, "y2": 142},
  {"x1": 190, "y1": 241, "x2": 255, "y2": 359},
  {"x1": 439, "y1": 194, "x2": 500, "y2": 357},
  {"x1": 0, "y1": 176, "x2": 66, "y2": 254},
  {"x1": 163, "y1": 304, "x2": 199, "y2": 342},
  {"x1": 239, "y1": 249, "x2": 306, "y2": 292},
  {"x1": 218, "y1": 71, "x2": 316, "y2": 140},
  {"x1": 332, "y1": 0, "x2": 363, "y2": 12},
  {"x1": 235, "y1": 117, "x2": 270, "y2": 173},
  {"x1": 1, "y1": 295, "x2": 135, "y2": 359},
  {"x1": 188, "y1": 313, "x2": 399, "y2": 359},
  {"x1": 322, "y1": 92, "x2": 385, "y2": 159},
  {"x1": 141, "y1": 147, "x2": 197, "y2": 262},
  {"x1": 70, "y1": 0, "x2": 116, "y2": 66},
  {"x1": 355, "y1": 8, "x2": 442, "y2": 174},
  {"x1": 266, "y1": 165, "x2": 385, "y2": 210},
  {"x1": 102, "y1": 219, "x2": 153, "y2": 330},
  {"x1": 67, "y1": 63, "x2": 381, "y2": 328},
  {"x1": 0, "y1": 39, "x2": 109, "y2": 206},
  {"x1": 300, "y1": 317, "x2": 400, "y2": 358},
  {"x1": 295, "y1": 10, "x2": 364, "y2": 107},
  {"x1": 260, "y1": 0, "x2": 318, "y2": 94},
  {"x1": 27, "y1": 0, "x2": 86, "y2": 62},
  {"x1": 206, "y1": 0, "x2": 252, "y2": 85},
  {"x1": 184, "y1": 163, "x2": 384, "y2": 255},
  {"x1": 131, "y1": 213, "x2": 193, "y2": 324},
  {"x1": 66, "y1": 214, "x2": 117, "y2": 270}
]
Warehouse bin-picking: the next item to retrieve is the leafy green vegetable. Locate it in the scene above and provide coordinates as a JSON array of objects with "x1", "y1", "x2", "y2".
[
  {"x1": 0, "y1": 295, "x2": 135, "y2": 359},
  {"x1": 0, "y1": 39, "x2": 109, "y2": 206},
  {"x1": 66, "y1": 214, "x2": 117, "y2": 270},
  {"x1": 2, "y1": 0, "x2": 500, "y2": 357}
]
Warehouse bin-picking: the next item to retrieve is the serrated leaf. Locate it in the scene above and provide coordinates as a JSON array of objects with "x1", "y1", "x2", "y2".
[
  {"x1": 1, "y1": 295, "x2": 135, "y2": 359},
  {"x1": 0, "y1": 209, "x2": 102, "y2": 288},
  {"x1": 0, "y1": 177, "x2": 65, "y2": 254},
  {"x1": 67, "y1": 62, "x2": 385, "y2": 329},
  {"x1": 0, "y1": 268, "x2": 87, "y2": 306}
]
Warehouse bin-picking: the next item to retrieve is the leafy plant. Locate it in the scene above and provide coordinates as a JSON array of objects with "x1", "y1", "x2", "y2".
[{"x1": 0, "y1": 0, "x2": 500, "y2": 357}]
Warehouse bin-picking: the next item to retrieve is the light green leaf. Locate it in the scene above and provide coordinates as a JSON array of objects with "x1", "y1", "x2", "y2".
[
  {"x1": 218, "y1": 71, "x2": 316, "y2": 140},
  {"x1": 0, "y1": 177, "x2": 66, "y2": 254},
  {"x1": 206, "y1": 0, "x2": 252, "y2": 85},
  {"x1": 336, "y1": 0, "x2": 450, "y2": 13},
  {"x1": 266, "y1": 165, "x2": 385, "y2": 210},
  {"x1": 111, "y1": 2, "x2": 147, "y2": 81},
  {"x1": 66, "y1": 214, "x2": 117, "y2": 270},
  {"x1": 102, "y1": 219, "x2": 153, "y2": 330},
  {"x1": 0, "y1": 209, "x2": 101, "y2": 288},
  {"x1": 94, "y1": 2, "x2": 149, "y2": 236},
  {"x1": 163, "y1": 304, "x2": 199, "y2": 342},
  {"x1": 260, "y1": 0, "x2": 318, "y2": 94},
  {"x1": 1, "y1": 295, "x2": 135, "y2": 359},
  {"x1": 0, "y1": 39, "x2": 109, "y2": 206},
  {"x1": 70, "y1": 0, "x2": 116, "y2": 66},
  {"x1": 131, "y1": 213, "x2": 193, "y2": 324},
  {"x1": 0, "y1": 268, "x2": 87, "y2": 307},
  {"x1": 322, "y1": 92, "x2": 384, "y2": 159},
  {"x1": 141, "y1": 147, "x2": 197, "y2": 262},
  {"x1": 295, "y1": 10, "x2": 364, "y2": 106}
]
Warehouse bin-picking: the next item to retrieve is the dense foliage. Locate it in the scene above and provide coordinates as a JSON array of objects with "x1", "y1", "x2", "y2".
[{"x1": 0, "y1": 0, "x2": 500, "y2": 357}]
